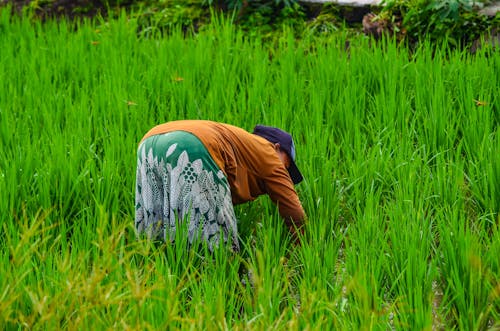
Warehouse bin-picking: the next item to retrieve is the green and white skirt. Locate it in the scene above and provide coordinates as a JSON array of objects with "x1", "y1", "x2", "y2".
[{"x1": 135, "y1": 131, "x2": 239, "y2": 252}]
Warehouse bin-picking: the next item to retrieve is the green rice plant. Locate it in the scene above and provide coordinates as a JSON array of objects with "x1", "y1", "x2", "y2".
[
  {"x1": 438, "y1": 207, "x2": 498, "y2": 330},
  {"x1": 384, "y1": 201, "x2": 436, "y2": 329},
  {"x1": 341, "y1": 189, "x2": 393, "y2": 329},
  {"x1": 290, "y1": 207, "x2": 345, "y2": 329}
]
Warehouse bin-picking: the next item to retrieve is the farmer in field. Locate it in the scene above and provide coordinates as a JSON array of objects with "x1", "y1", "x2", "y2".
[{"x1": 135, "y1": 120, "x2": 305, "y2": 252}]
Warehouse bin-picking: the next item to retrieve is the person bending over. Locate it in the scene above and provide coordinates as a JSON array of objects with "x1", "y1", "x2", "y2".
[{"x1": 135, "y1": 120, "x2": 306, "y2": 251}]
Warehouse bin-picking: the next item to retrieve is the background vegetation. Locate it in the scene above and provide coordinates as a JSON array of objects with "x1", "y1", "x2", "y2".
[{"x1": 3, "y1": 0, "x2": 499, "y2": 47}]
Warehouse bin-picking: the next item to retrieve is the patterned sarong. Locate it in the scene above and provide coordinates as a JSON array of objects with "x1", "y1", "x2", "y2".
[{"x1": 135, "y1": 131, "x2": 239, "y2": 252}]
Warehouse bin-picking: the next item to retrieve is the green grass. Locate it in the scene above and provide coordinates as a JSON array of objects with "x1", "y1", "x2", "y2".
[{"x1": 0, "y1": 9, "x2": 499, "y2": 330}]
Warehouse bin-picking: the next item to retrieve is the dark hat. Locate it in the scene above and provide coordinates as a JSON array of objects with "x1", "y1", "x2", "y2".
[{"x1": 253, "y1": 125, "x2": 304, "y2": 185}]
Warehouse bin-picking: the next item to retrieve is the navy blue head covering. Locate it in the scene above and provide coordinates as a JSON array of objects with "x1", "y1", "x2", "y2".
[{"x1": 253, "y1": 125, "x2": 303, "y2": 185}]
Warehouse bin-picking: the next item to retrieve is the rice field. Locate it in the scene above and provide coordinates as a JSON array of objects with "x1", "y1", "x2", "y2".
[{"x1": 0, "y1": 8, "x2": 499, "y2": 330}]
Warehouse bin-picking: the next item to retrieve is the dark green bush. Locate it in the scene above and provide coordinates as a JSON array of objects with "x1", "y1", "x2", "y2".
[
  {"x1": 131, "y1": 0, "x2": 305, "y2": 39},
  {"x1": 132, "y1": 0, "x2": 209, "y2": 36},
  {"x1": 202, "y1": 0, "x2": 298, "y2": 11},
  {"x1": 381, "y1": 0, "x2": 498, "y2": 46}
]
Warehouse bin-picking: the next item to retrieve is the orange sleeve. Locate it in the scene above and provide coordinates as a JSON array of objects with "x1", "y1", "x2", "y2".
[{"x1": 263, "y1": 165, "x2": 306, "y2": 236}]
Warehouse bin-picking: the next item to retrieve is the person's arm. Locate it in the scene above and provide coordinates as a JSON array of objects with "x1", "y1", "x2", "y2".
[{"x1": 264, "y1": 166, "x2": 306, "y2": 242}]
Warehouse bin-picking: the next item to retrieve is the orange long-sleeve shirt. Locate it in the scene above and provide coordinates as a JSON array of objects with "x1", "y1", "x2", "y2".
[{"x1": 141, "y1": 120, "x2": 305, "y2": 231}]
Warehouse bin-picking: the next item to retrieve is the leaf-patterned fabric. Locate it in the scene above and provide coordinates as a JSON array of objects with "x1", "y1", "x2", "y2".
[{"x1": 135, "y1": 131, "x2": 239, "y2": 252}]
